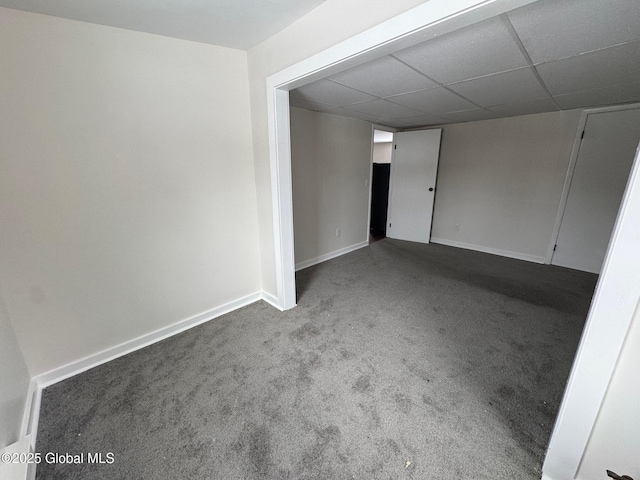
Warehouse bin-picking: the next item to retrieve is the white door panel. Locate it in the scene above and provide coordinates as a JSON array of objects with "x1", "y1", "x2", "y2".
[
  {"x1": 552, "y1": 108, "x2": 640, "y2": 273},
  {"x1": 387, "y1": 129, "x2": 441, "y2": 243}
]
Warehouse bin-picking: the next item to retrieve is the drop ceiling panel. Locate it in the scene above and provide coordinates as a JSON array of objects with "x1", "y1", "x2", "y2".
[
  {"x1": 393, "y1": 114, "x2": 446, "y2": 127},
  {"x1": 447, "y1": 68, "x2": 549, "y2": 107},
  {"x1": 508, "y1": 0, "x2": 640, "y2": 64},
  {"x1": 487, "y1": 97, "x2": 559, "y2": 117},
  {"x1": 291, "y1": 80, "x2": 376, "y2": 107},
  {"x1": 345, "y1": 99, "x2": 424, "y2": 119},
  {"x1": 553, "y1": 82, "x2": 640, "y2": 110},
  {"x1": 536, "y1": 41, "x2": 640, "y2": 95},
  {"x1": 392, "y1": 17, "x2": 529, "y2": 85},
  {"x1": 328, "y1": 55, "x2": 438, "y2": 97},
  {"x1": 437, "y1": 109, "x2": 500, "y2": 123},
  {"x1": 387, "y1": 87, "x2": 477, "y2": 115},
  {"x1": 325, "y1": 107, "x2": 384, "y2": 124}
]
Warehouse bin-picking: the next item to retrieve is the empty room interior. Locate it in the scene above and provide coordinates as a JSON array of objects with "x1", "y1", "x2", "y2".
[{"x1": 1, "y1": 1, "x2": 639, "y2": 480}]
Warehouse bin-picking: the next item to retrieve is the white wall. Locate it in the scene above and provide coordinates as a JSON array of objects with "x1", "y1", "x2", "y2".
[
  {"x1": 0, "y1": 8, "x2": 261, "y2": 376},
  {"x1": 372, "y1": 142, "x2": 393, "y2": 164},
  {"x1": 290, "y1": 108, "x2": 372, "y2": 267},
  {"x1": 574, "y1": 300, "x2": 640, "y2": 479},
  {"x1": 0, "y1": 295, "x2": 31, "y2": 449},
  {"x1": 430, "y1": 110, "x2": 581, "y2": 262},
  {"x1": 247, "y1": 0, "x2": 429, "y2": 296}
]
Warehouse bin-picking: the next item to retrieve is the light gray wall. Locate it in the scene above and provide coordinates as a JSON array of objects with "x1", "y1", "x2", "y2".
[
  {"x1": 431, "y1": 110, "x2": 582, "y2": 261},
  {"x1": 0, "y1": 295, "x2": 30, "y2": 449},
  {"x1": 290, "y1": 108, "x2": 372, "y2": 266},
  {"x1": 0, "y1": 8, "x2": 261, "y2": 376},
  {"x1": 372, "y1": 142, "x2": 393, "y2": 164}
]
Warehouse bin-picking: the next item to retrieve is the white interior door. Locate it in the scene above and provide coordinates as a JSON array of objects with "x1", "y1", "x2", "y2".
[
  {"x1": 552, "y1": 107, "x2": 640, "y2": 273},
  {"x1": 387, "y1": 129, "x2": 441, "y2": 243}
]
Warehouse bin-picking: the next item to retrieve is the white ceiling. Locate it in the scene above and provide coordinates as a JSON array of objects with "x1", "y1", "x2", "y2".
[
  {"x1": 290, "y1": 0, "x2": 640, "y2": 129},
  {"x1": 0, "y1": 0, "x2": 328, "y2": 50}
]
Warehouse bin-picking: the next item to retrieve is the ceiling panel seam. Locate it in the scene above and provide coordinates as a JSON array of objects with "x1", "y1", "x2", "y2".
[{"x1": 501, "y1": 13, "x2": 561, "y2": 110}]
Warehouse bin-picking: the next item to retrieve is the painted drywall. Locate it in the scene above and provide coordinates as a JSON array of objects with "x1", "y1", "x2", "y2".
[
  {"x1": 247, "y1": 0, "x2": 429, "y2": 296},
  {"x1": 372, "y1": 142, "x2": 393, "y2": 164},
  {"x1": 0, "y1": 8, "x2": 260, "y2": 376},
  {"x1": 290, "y1": 108, "x2": 372, "y2": 266},
  {"x1": 430, "y1": 110, "x2": 582, "y2": 261},
  {"x1": 0, "y1": 295, "x2": 31, "y2": 449},
  {"x1": 575, "y1": 299, "x2": 640, "y2": 479}
]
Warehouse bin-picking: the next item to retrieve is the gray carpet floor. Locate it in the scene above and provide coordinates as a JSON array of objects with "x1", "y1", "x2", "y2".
[{"x1": 35, "y1": 240, "x2": 597, "y2": 479}]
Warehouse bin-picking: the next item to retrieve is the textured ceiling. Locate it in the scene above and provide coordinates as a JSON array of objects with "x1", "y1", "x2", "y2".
[
  {"x1": 290, "y1": 0, "x2": 640, "y2": 129},
  {"x1": 0, "y1": 0, "x2": 328, "y2": 50}
]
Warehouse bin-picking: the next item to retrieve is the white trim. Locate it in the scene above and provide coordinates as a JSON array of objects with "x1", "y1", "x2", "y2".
[
  {"x1": 542, "y1": 141, "x2": 640, "y2": 479},
  {"x1": 545, "y1": 110, "x2": 588, "y2": 263},
  {"x1": 267, "y1": 88, "x2": 297, "y2": 310},
  {"x1": 27, "y1": 387, "x2": 42, "y2": 454},
  {"x1": 260, "y1": 290, "x2": 283, "y2": 311},
  {"x1": 0, "y1": 436, "x2": 32, "y2": 480},
  {"x1": 295, "y1": 241, "x2": 369, "y2": 272},
  {"x1": 21, "y1": 291, "x2": 266, "y2": 476},
  {"x1": 19, "y1": 379, "x2": 37, "y2": 439},
  {"x1": 266, "y1": 0, "x2": 540, "y2": 310},
  {"x1": 34, "y1": 291, "x2": 262, "y2": 389},
  {"x1": 367, "y1": 124, "x2": 375, "y2": 237},
  {"x1": 546, "y1": 102, "x2": 640, "y2": 264},
  {"x1": 430, "y1": 237, "x2": 546, "y2": 264}
]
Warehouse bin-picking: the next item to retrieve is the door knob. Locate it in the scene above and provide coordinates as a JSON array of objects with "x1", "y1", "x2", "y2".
[{"x1": 429, "y1": 187, "x2": 434, "y2": 191}]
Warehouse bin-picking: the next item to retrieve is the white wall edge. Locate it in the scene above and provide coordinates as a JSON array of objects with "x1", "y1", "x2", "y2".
[
  {"x1": 34, "y1": 291, "x2": 263, "y2": 389},
  {"x1": 430, "y1": 237, "x2": 546, "y2": 264},
  {"x1": 265, "y1": 0, "x2": 539, "y2": 313},
  {"x1": 295, "y1": 241, "x2": 369, "y2": 272},
  {"x1": 543, "y1": 142, "x2": 640, "y2": 479},
  {"x1": 541, "y1": 475, "x2": 555, "y2": 480}
]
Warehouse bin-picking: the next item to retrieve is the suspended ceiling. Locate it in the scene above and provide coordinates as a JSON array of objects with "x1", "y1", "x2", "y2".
[
  {"x1": 290, "y1": 0, "x2": 640, "y2": 129},
  {"x1": 0, "y1": 0, "x2": 328, "y2": 50}
]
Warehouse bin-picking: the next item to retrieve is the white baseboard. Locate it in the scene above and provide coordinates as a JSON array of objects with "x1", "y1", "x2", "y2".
[
  {"x1": 34, "y1": 291, "x2": 263, "y2": 389},
  {"x1": 19, "y1": 379, "x2": 37, "y2": 439},
  {"x1": 17, "y1": 290, "x2": 271, "y2": 480},
  {"x1": 295, "y1": 240, "x2": 369, "y2": 271},
  {"x1": 540, "y1": 474, "x2": 555, "y2": 480},
  {"x1": 260, "y1": 291, "x2": 283, "y2": 310},
  {"x1": 0, "y1": 436, "x2": 32, "y2": 480},
  {"x1": 430, "y1": 237, "x2": 546, "y2": 264}
]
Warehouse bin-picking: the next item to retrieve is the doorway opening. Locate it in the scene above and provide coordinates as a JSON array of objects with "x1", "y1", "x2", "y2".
[
  {"x1": 266, "y1": 2, "x2": 640, "y2": 478},
  {"x1": 370, "y1": 129, "x2": 393, "y2": 243}
]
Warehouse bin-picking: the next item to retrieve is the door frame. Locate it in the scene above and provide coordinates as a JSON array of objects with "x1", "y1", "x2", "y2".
[
  {"x1": 265, "y1": 0, "x2": 539, "y2": 311},
  {"x1": 545, "y1": 102, "x2": 640, "y2": 264}
]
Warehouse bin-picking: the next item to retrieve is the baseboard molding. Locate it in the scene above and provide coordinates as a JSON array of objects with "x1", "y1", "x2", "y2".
[
  {"x1": 19, "y1": 379, "x2": 37, "y2": 439},
  {"x1": 260, "y1": 291, "x2": 283, "y2": 311},
  {"x1": 0, "y1": 436, "x2": 33, "y2": 480},
  {"x1": 34, "y1": 291, "x2": 263, "y2": 389},
  {"x1": 20, "y1": 290, "x2": 269, "y2": 480},
  {"x1": 295, "y1": 241, "x2": 369, "y2": 271},
  {"x1": 430, "y1": 237, "x2": 546, "y2": 264}
]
